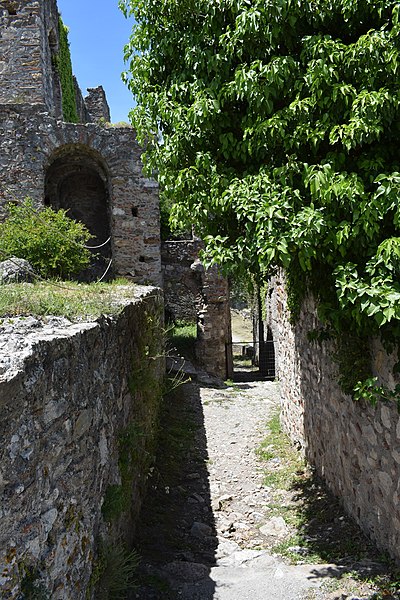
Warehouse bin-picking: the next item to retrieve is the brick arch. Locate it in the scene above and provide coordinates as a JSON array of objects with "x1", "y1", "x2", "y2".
[{"x1": 44, "y1": 144, "x2": 113, "y2": 279}]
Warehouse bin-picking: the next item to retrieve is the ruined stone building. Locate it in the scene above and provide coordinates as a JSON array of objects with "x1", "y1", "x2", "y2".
[{"x1": 0, "y1": 0, "x2": 161, "y2": 285}]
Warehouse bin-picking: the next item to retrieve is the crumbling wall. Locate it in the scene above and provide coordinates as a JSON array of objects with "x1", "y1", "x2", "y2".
[
  {"x1": 0, "y1": 0, "x2": 100, "y2": 122},
  {"x1": 0, "y1": 285, "x2": 165, "y2": 599},
  {"x1": 267, "y1": 273, "x2": 400, "y2": 562},
  {"x1": 73, "y1": 76, "x2": 90, "y2": 123},
  {"x1": 85, "y1": 86, "x2": 111, "y2": 123},
  {"x1": 0, "y1": 0, "x2": 162, "y2": 285},
  {"x1": 161, "y1": 240, "x2": 200, "y2": 322},
  {"x1": 162, "y1": 240, "x2": 233, "y2": 379}
]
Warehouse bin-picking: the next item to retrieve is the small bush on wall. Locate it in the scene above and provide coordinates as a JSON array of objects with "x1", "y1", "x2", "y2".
[{"x1": 0, "y1": 199, "x2": 92, "y2": 279}]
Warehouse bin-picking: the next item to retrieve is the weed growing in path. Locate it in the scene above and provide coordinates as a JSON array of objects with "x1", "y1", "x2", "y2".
[{"x1": 256, "y1": 412, "x2": 304, "y2": 490}]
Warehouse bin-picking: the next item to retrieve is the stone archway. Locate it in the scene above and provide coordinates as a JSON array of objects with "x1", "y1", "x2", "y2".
[{"x1": 44, "y1": 145, "x2": 113, "y2": 280}]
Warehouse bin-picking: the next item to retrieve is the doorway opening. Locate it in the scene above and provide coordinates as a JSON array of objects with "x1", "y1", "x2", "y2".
[{"x1": 45, "y1": 145, "x2": 112, "y2": 280}]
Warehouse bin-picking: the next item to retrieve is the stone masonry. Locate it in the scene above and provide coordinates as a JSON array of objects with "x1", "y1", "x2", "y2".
[
  {"x1": 0, "y1": 0, "x2": 161, "y2": 285},
  {"x1": 0, "y1": 286, "x2": 165, "y2": 598},
  {"x1": 0, "y1": 0, "x2": 61, "y2": 111},
  {"x1": 266, "y1": 272, "x2": 400, "y2": 563},
  {"x1": 162, "y1": 240, "x2": 233, "y2": 380}
]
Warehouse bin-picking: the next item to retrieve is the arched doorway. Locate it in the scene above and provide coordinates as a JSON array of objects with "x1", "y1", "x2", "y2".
[{"x1": 44, "y1": 145, "x2": 113, "y2": 280}]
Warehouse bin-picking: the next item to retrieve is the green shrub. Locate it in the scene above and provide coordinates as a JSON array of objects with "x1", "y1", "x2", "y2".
[{"x1": 0, "y1": 199, "x2": 92, "y2": 279}]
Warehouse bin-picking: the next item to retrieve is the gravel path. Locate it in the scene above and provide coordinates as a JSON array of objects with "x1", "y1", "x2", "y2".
[{"x1": 130, "y1": 373, "x2": 357, "y2": 599}]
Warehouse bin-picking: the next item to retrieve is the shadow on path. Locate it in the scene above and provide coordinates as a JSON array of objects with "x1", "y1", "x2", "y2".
[
  {"x1": 129, "y1": 374, "x2": 400, "y2": 600},
  {"x1": 232, "y1": 367, "x2": 272, "y2": 383},
  {"x1": 129, "y1": 382, "x2": 217, "y2": 599},
  {"x1": 288, "y1": 470, "x2": 392, "y2": 576}
]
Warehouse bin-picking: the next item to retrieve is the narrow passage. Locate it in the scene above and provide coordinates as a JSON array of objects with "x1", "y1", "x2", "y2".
[{"x1": 129, "y1": 375, "x2": 379, "y2": 600}]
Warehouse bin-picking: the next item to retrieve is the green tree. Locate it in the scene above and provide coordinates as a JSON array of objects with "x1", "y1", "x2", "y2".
[{"x1": 121, "y1": 0, "x2": 400, "y2": 339}]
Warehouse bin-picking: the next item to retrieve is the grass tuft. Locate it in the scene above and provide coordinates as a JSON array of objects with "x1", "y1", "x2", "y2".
[
  {"x1": 257, "y1": 409, "x2": 400, "y2": 599},
  {"x1": 0, "y1": 279, "x2": 134, "y2": 321},
  {"x1": 168, "y1": 320, "x2": 197, "y2": 361},
  {"x1": 256, "y1": 411, "x2": 304, "y2": 490}
]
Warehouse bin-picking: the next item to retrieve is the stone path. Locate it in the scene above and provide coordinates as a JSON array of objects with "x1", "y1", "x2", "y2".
[{"x1": 129, "y1": 373, "x2": 378, "y2": 600}]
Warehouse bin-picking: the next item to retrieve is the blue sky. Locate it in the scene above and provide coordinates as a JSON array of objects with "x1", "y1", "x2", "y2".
[{"x1": 57, "y1": 0, "x2": 135, "y2": 123}]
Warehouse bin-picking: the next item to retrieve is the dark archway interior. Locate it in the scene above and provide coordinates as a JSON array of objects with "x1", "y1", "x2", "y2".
[{"x1": 45, "y1": 147, "x2": 112, "y2": 280}]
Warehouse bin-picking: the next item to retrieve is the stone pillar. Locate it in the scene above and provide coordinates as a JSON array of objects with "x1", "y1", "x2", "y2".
[
  {"x1": 195, "y1": 262, "x2": 233, "y2": 379},
  {"x1": 85, "y1": 86, "x2": 111, "y2": 123}
]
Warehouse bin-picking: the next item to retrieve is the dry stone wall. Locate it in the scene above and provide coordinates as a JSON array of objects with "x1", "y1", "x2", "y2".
[
  {"x1": 0, "y1": 286, "x2": 165, "y2": 598},
  {"x1": 0, "y1": 0, "x2": 61, "y2": 114},
  {"x1": 85, "y1": 86, "x2": 111, "y2": 123},
  {"x1": 267, "y1": 273, "x2": 400, "y2": 562},
  {"x1": 162, "y1": 240, "x2": 201, "y2": 322},
  {"x1": 73, "y1": 76, "x2": 90, "y2": 123},
  {"x1": 162, "y1": 240, "x2": 233, "y2": 379}
]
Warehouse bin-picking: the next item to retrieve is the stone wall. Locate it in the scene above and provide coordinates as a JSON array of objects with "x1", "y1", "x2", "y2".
[
  {"x1": 0, "y1": 0, "x2": 61, "y2": 114},
  {"x1": 162, "y1": 240, "x2": 233, "y2": 379},
  {"x1": 0, "y1": 285, "x2": 165, "y2": 598},
  {"x1": 267, "y1": 273, "x2": 400, "y2": 562},
  {"x1": 162, "y1": 240, "x2": 201, "y2": 322},
  {"x1": 85, "y1": 86, "x2": 111, "y2": 123},
  {"x1": 73, "y1": 77, "x2": 90, "y2": 123}
]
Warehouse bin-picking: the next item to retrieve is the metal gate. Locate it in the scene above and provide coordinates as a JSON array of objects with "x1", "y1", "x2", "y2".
[{"x1": 229, "y1": 340, "x2": 275, "y2": 379}]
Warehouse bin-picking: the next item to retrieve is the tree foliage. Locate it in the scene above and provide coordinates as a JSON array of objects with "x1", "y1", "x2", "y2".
[{"x1": 121, "y1": 0, "x2": 400, "y2": 340}]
